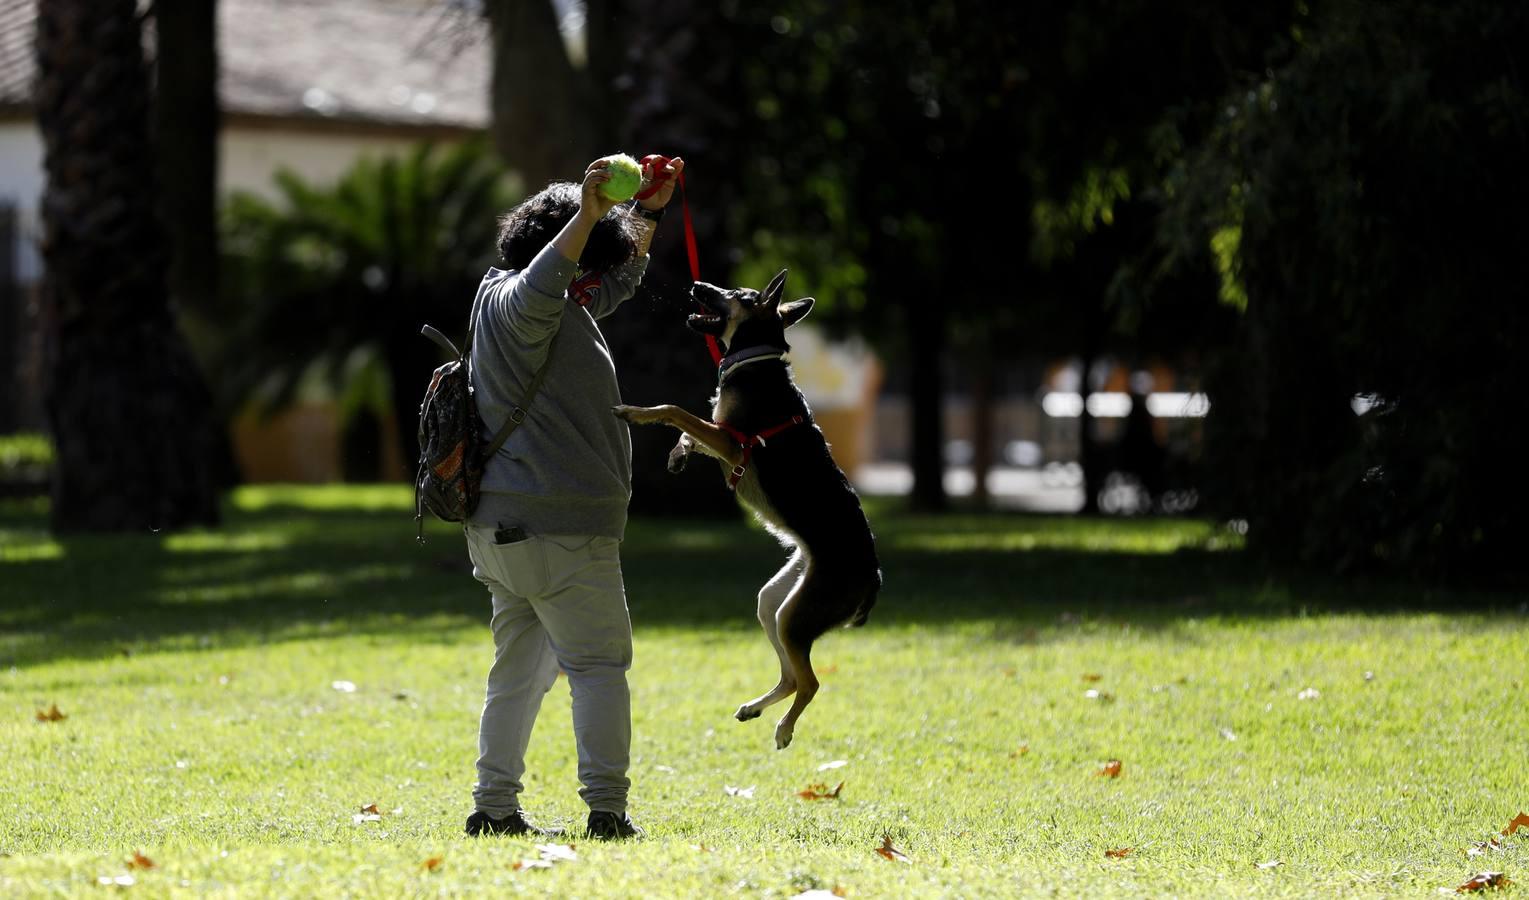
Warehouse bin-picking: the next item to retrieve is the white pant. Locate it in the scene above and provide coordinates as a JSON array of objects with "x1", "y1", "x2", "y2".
[{"x1": 465, "y1": 526, "x2": 633, "y2": 816}]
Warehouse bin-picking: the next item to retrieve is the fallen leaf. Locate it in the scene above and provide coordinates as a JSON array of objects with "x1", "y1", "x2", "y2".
[
  {"x1": 820, "y1": 664, "x2": 839, "y2": 675},
  {"x1": 1002, "y1": 667, "x2": 1018, "y2": 677},
  {"x1": 1363, "y1": 671, "x2": 1375, "y2": 681},
  {"x1": 1504, "y1": 813, "x2": 1529, "y2": 836},
  {"x1": 1105, "y1": 847, "x2": 1133, "y2": 858},
  {"x1": 1467, "y1": 839, "x2": 1504, "y2": 857},
  {"x1": 875, "y1": 836, "x2": 912, "y2": 864},
  {"x1": 1257, "y1": 860, "x2": 1282, "y2": 870},
  {"x1": 1219, "y1": 728, "x2": 1238, "y2": 742},
  {"x1": 35, "y1": 704, "x2": 66, "y2": 722},
  {"x1": 126, "y1": 851, "x2": 156, "y2": 870},
  {"x1": 535, "y1": 843, "x2": 578, "y2": 862},
  {"x1": 1455, "y1": 872, "x2": 1510, "y2": 892},
  {"x1": 421, "y1": 856, "x2": 444, "y2": 872},
  {"x1": 1083, "y1": 673, "x2": 1103, "y2": 682},
  {"x1": 1097, "y1": 759, "x2": 1123, "y2": 778},
  {"x1": 332, "y1": 680, "x2": 357, "y2": 693},
  {"x1": 512, "y1": 859, "x2": 554, "y2": 870},
  {"x1": 724, "y1": 785, "x2": 755, "y2": 799},
  {"x1": 692, "y1": 844, "x2": 712, "y2": 853},
  {"x1": 791, "y1": 891, "x2": 848, "y2": 900},
  {"x1": 96, "y1": 874, "x2": 135, "y2": 887},
  {"x1": 352, "y1": 802, "x2": 383, "y2": 824},
  {"x1": 1297, "y1": 687, "x2": 1320, "y2": 700},
  {"x1": 1010, "y1": 744, "x2": 1031, "y2": 759},
  {"x1": 360, "y1": 803, "x2": 381, "y2": 815},
  {"x1": 1084, "y1": 689, "x2": 1115, "y2": 702},
  {"x1": 817, "y1": 760, "x2": 848, "y2": 771},
  {"x1": 798, "y1": 781, "x2": 844, "y2": 800}
]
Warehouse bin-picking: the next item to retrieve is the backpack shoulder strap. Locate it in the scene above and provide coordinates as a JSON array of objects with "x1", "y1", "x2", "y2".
[{"x1": 482, "y1": 329, "x2": 560, "y2": 458}]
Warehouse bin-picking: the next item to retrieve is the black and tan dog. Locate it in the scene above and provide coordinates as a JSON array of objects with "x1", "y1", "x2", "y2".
[{"x1": 614, "y1": 269, "x2": 881, "y2": 749}]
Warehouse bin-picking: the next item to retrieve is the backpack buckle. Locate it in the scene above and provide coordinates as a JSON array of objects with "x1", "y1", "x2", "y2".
[{"x1": 509, "y1": 407, "x2": 527, "y2": 424}]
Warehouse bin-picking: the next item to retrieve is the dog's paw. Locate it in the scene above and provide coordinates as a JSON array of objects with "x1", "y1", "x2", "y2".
[
  {"x1": 667, "y1": 444, "x2": 691, "y2": 474},
  {"x1": 734, "y1": 704, "x2": 761, "y2": 722},
  {"x1": 774, "y1": 720, "x2": 794, "y2": 750}
]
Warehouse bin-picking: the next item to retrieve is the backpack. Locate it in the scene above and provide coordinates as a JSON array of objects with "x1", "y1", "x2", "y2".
[{"x1": 413, "y1": 291, "x2": 556, "y2": 542}]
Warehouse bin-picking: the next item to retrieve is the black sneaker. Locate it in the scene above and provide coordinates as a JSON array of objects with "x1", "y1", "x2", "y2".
[
  {"x1": 585, "y1": 810, "x2": 644, "y2": 840},
  {"x1": 464, "y1": 809, "x2": 562, "y2": 837}
]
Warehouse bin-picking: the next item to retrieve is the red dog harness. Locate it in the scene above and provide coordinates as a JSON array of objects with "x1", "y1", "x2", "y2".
[{"x1": 716, "y1": 415, "x2": 806, "y2": 490}]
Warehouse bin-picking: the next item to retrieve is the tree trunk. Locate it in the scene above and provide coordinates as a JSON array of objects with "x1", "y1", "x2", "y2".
[
  {"x1": 36, "y1": 0, "x2": 220, "y2": 532},
  {"x1": 152, "y1": 0, "x2": 219, "y2": 317},
  {"x1": 970, "y1": 349, "x2": 995, "y2": 510},
  {"x1": 487, "y1": 0, "x2": 602, "y2": 191},
  {"x1": 1078, "y1": 352, "x2": 1102, "y2": 514},
  {"x1": 909, "y1": 288, "x2": 947, "y2": 511}
]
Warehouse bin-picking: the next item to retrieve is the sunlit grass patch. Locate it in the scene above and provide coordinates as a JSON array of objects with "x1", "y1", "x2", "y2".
[{"x1": 1, "y1": 486, "x2": 1525, "y2": 898}]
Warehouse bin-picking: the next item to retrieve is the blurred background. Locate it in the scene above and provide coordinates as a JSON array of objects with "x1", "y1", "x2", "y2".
[{"x1": 0, "y1": 0, "x2": 1524, "y2": 579}]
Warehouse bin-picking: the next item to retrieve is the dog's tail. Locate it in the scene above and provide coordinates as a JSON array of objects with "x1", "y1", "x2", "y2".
[{"x1": 847, "y1": 564, "x2": 881, "y2": 628}]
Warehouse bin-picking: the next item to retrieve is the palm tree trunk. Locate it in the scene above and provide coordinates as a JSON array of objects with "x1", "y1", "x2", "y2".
[
  {"x1": 487, "y1": 0, "x2": 602, "y2": 189},
  {"x1": 36, "y1": 0, "x2": 220, "y2": 532}
]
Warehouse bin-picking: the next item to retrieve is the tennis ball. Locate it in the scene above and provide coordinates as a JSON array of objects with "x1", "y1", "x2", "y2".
[{"x1": 598, "y1": 154, "x2": 642, "y2": 201}]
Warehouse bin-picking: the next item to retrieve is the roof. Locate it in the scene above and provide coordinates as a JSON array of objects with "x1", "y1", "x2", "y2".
[{"x1": 0, "y1": 0, "x2": 490, "y2": 130}]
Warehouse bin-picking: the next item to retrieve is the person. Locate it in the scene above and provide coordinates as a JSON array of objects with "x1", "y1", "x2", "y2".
[{"x1": 462, "y1": 155, "x2": 683, "y2": 841}]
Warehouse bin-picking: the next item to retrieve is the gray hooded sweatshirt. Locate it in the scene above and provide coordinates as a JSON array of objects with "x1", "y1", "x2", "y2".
[{"x1": 467, "y1": 243, "x2": 648, "y2": 538}]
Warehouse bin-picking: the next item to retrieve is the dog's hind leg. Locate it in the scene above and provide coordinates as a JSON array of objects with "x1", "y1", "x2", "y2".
[
  {"x1": 771, "y1": 570, "x2": 846, "y2": 750},
  {"x1": 734, "y1": 549, "x2": 807, "y2": 722}
]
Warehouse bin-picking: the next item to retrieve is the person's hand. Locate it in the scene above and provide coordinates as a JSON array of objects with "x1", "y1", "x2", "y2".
[
  {"x1": 578, "y1": 158, "x2": 623, "y2": 220},
  {"x1": 637, "y1": 156, "x2": 684, "y2": 211}
]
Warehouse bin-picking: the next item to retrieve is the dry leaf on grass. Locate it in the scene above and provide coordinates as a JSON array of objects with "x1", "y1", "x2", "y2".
[
  {"x1": 724, "y1": 785, "x2": 755, "y2": 799},
  {"x1": 512, "y1": 859, "x2": 554, "y2": 871},
  {"x1": 1503, "y1": 813, "x2": 1529, "y2": 836},
  {"x1": 1084, "y1": 689, "x2": 1115, "y2": 702},
  {"x1": 421, "y1": 856, "x2": 444, "y2": 872},
  {"x1": 535, "y1": 844, "x2": 578, "y2": 862},
  {"x1": 1010, "y1": 744, "x2": 1031, "y2": 759},
  {"x1": 126, "y1": 851, "x2": 156, "y2": 870},
  {"x1": 1105, "y1": 847, "x2": 1133, "y2": 858},
  {"x1": 96, "y1": 874, "x2": 135, "y2": 887},
  {"x1": 790, "y1": 890, "x2": 848, "y2": 899},
  {"x1": 1097, "y1": 759, "x2": 1123, "y2": 778},
  {"x1": 35, "y1": 704, "x2": 66, "y2": 722},
  {"x1": 798, "y1": 781, "x2": 844, "y2": 800},
  {"x1": 331, "y1": 680, "x2": 357, "y2": 693},
  {"x1": 692, "y1": 844, "x2": 712, "y2": 853},
  {"x1": 1083, "y1": 673, "x2": 1103, "y2": 682},
  {"x1": 1256, "y1": 860, "x2": 1282, "y2": 870},
  {"x1": 1455, "y1": 872, "x2": 1510, "y2": 892},
  {"x1": 352, "y1": 802, "x2": 383, "y2": 824},
  {"x1": 817, "y1": 760, "x2": 848, "y2": 771},
  {"x1": 1467, "y1": 839, "x2": 1505, "y2": 857},
  {"x1": 875, "y1": 836, "x2": 911, "y2": 864}
]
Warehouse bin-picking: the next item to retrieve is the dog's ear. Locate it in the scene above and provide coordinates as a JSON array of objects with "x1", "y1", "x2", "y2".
[
  {"x1": 779, "y1": 297, "x2": 814, "y2": 328},
  {"x1": 762, "y1": 268, "x2": 788, "y2": 310}
]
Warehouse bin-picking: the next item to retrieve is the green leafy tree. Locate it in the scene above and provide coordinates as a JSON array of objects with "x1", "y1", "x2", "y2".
[
  {"x1": 219, "y1": 141, "x2": 512, "y2": 470},
  {"x1": 1160, "y1": 0, "x2": 1529, "y2": 574}
]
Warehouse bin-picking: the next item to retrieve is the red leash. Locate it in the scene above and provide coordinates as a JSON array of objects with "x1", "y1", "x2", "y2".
[{"x1": 636, "y1": 154, "x2": 722, "y2": 365}]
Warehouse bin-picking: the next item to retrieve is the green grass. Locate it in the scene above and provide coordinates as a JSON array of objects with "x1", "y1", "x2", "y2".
[{"x1": 1, "y1": 486, "x2": 1526, "y2": 897}]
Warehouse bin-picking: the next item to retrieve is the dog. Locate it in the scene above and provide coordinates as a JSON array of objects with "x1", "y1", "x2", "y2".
[{"x1": 614, "y1": 269, "x2": 881, "y2": 749}]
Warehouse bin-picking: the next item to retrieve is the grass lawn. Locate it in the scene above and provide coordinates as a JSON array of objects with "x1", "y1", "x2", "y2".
[{"x1": 2, "y1": 485, "x2": 1526, "y2": 897}]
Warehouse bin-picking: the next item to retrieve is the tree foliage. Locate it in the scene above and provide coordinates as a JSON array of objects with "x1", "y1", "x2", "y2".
[
  {"x1": 1161, "y1": 0, "x2": 1529, "y2": 575},
  {"x1": 219, "y1": 141, "x2": 512, "y2": 469}
]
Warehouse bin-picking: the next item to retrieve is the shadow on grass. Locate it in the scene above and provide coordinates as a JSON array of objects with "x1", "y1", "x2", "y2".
[{"x1": 1, "y1": 493, "x2": 1522, "y2": 670}]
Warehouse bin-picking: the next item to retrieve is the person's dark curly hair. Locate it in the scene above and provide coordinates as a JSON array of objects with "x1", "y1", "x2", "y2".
[{"x1": 496, "y1": 182, "x2": 641, "y2": 273}]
